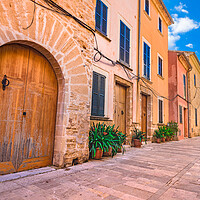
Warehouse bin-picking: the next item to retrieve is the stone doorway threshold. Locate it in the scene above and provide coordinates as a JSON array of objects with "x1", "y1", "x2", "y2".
[{"x1": 0, "y1": 167, "x2": 56, "y2": 183}]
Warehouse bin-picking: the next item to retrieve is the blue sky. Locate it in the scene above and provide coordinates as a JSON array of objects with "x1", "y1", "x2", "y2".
[{"x1": 163, "y1": 0, "x2": 200, "y2": 59}]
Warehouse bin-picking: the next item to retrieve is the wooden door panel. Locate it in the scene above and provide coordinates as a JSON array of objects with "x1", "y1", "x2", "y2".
[
  {"x1": 20, "y1": 48, "x2": 57, "y2": 170},
  {"x1": 115, "y1": 83, "x2": 126, "y2": 134},
  {"x1": 141, "y1": 95, "x2": 147, "y2": 136},
  {"x1": 0, "y1": 45, "x2": 28, "y2": 174},
  {"x1": 0, "y1": 45, "x2": 57, "y2": 174}
]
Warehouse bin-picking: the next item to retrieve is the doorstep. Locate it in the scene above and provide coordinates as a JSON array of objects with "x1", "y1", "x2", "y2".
[{"x1": 0, "y1": 167, "x2": 56, "y2": 182}]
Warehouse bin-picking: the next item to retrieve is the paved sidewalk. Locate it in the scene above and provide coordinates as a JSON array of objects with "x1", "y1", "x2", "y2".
[{"x1": 0, "y1": 137, "x2": 200, "y2": 200}]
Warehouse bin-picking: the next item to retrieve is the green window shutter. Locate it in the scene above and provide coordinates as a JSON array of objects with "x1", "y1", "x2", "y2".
[{"x1": 99, "y1": 75, "x2": 105, "y2": 116}]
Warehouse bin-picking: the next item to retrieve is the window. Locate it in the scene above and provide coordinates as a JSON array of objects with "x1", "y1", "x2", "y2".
[
  {"x1": 194, "y1": 74, "x2": 196, "y2": 87},
  {"x1": 95, "y1": 0, "x2": 108, "y2": 35},
  {"x1": 158, "y1": 17, "x2": 162, "y2": 33},
  {"x1": 179, "y1": 105, "x2": 183, "y2": 124},
  {"x1": 158, "y1": 99, "x2": 163, "y2": 123},
  {"x1": 195, "y1": 108, "x2": 198, "y2": 126},
  {"x1": 91, "y1": 71, "x2": 106, "y2": 117},
  {"x1": 183, "y1": 74, "x2": 186, "y2": 99},
  {"x1": 158, "y1": 56, "x2": 163, "y2": 77},
  {"x1": 145, "y1": 0, "x2": 150, "y2": 15},
  {"x1": 119, "y1": 21, "x2": 130, "y2": 65},
  {"x1": 143, "y1": 42, "x2": 150, "y2": 80}
]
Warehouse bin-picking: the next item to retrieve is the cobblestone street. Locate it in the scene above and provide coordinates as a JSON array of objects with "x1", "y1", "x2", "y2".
[{"x1": 0, "y1": 137, "x2": 200, "y2": 200}]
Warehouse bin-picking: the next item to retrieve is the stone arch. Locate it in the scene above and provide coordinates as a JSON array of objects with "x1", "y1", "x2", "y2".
[{"x1": 0, "y1": 2, "x2": 93, "y2": 167}]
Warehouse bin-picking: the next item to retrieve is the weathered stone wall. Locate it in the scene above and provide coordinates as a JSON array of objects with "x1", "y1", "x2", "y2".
[{"x1": 0, "y1": 0, "x2": 95, "y2": 166}]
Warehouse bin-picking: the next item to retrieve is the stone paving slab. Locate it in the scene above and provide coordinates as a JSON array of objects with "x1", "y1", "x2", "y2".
[{"x1": 0, "y1": 137, "x2": 200, "y2": 200}]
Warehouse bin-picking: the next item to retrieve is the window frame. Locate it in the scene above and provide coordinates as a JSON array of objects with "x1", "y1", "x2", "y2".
[
  {"x1": 91, "y1": 71, "x2": 106, "y2": 117},
  {"x1": 183, "y1": 74, "x2": 186, "y2": 99},
  {"x1": 179, "y1": 105, "x2": 183, "y2": 124},
  {"x1": 158, "y1": 98, "x2": 164, "y2": 124},
  {"x1": 142, "y1": 38, "x2": 151, "y2": 81},
  {"x1": 95, "y1": 0, "x2": 108, "y2": 36},
  {"x1": 157, "y1": 53, "x2": 163, "y2": 77}
]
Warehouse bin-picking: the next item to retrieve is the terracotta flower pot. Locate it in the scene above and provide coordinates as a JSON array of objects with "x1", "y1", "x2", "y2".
[
  {"x1": 161, "y1": 137, "x2": 165, "y2": 142},
  {"x1": 133, "y1": 139, "x2": 142, "y2": 148},
  {"x1": 94, "y1": 148, "x2": 103, "y2": 159},
  {"x1": 156, "y1": 138, "x2": 161, "y2": 143},
  {"x1": 117, "y1": 147, "x2": 122, "y2": 153},
  {"x1": 103, "y1": 147, "x2": 112, "y2": 157}
]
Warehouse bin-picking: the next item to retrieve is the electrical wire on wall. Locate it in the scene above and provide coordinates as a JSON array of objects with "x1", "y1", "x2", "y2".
[{"x1": 23, "y1": 0, "x2": 200, "y2": 109}]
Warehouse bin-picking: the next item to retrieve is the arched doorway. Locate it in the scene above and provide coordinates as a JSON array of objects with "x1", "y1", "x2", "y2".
[{"x1": 0, "y1": 44, "x2": 58, "y2": 175}]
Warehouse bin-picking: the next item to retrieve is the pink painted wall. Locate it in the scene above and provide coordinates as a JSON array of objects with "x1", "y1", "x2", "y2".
[
  {"x1": 94, "y1": 0, "x2": 138, "y2": 121},
  {"x1": 168, "y1": 51, "x2": 188, "y2": 140}
]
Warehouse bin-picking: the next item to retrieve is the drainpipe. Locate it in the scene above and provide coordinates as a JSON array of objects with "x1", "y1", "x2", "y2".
[
  {"x1": 137, "y1": 0, "x2": 141, "y2": 82},
  {"x1": 186, "y1": 67, "x2": 192, "y2": 138}
]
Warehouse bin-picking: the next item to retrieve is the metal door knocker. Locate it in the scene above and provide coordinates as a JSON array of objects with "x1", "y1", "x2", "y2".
[{"x1": 2, "y1": 75, "x2": 10, "y2": 91}]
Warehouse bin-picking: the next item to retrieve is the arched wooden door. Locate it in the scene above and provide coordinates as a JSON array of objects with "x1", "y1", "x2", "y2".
[{"x1": 0, "y1": 44, "x2": 58, "y2": 175}]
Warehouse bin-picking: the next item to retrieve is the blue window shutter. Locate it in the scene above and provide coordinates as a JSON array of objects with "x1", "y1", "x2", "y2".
[
  {"x1": 95, "y1": 0, "x2": 107, "y2": 35},
  {"x1": 145, "y1": 0, "x2": 149, "y2": 15},
  {"x1": 183, "y1": 74, "x2": 186, "y2": 98},
  {"x1": 102, "y1": 3, "x2": 107, "y2": 35},
  {"x1": 91, "y1": 72, "x2": 99, "y2": 116},
  {"x1": 194, "y1": 74, "x2": 196, "y2": 86},
  {"x1": 147, "y1": 45, "x2": 150, "y2": 79},
  {"x1": 91, "y1": 72, "x2": 105, "y2": 117},
  {"x1": 158, "y1": 57, "x2": 162, "y2": 76},
  {"x1": 120, "y1": 21, "x2": 130, "y2": 65},
  {"x1": 143, "y1": 42, "x2": 147, "y2": 77},
  {"x1": 159, "y1": 18, "x2": 162, "y2": 32},
  {"x1": 99, "y1": 75, "x2": 105, "y2": 116},
  {"x1": 95, "y1": 0, "x2": 101, "y2": 30},
  {"x1": 120, "y1": 21, "x2": 125, "y2": 62}
]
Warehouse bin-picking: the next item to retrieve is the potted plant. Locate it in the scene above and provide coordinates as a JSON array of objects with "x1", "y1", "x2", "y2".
[
  {"x1": 132, "y1": 128, "x2": 146, "y2": 148},
  {"x1": 153, "y1": 129, "x2": 162, "y2": 143},
  {"x1": 89, "y1": 123, "x2": 105, "y2": 159}
]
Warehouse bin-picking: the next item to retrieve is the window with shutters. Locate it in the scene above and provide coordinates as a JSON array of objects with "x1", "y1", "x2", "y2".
[
  {"x1": 195, "y1": 108, "x2": 197, "y2": 126},
  {"x1": 179, "y1": 105, "x2": 183, "y2": 124},
  {"x1": 158, "y1": 56, "x2": 163, "y2": 77},
  {"x1": 143, "y1": 42, "x2": 151, "y2": 80},
  {"x1": 95, "y1": 0, "x2": 108, "y2": 36},
  {"x1": 91, "y1": 71, "x2": 106, "y2": 117},
  {"x1": 158, "y1": 17, "x2": 162, "y2": 33},
  {"x1": 119, "y1": 20, "x2": 130, "y2": 66},
  {"x1": 158, "y1": 99, "x2": 163, "y2": 123},
  {"x1": 145, "y1": 0, "x2": 150, "y2": 15},
  {"x1": 194, "y1": 74, "x2": 196, "y2": 87},
  {"x1": 183, "y1": 74, "x2": 186, "y2": 99}
]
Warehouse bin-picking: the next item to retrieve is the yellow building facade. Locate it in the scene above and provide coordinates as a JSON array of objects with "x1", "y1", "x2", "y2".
[
  {"x1": 187, "y1": 52, "x2": 200, "y2": 137},
  {"x1": 136, "y1": 0, "x2": 173, "y2": 138}
]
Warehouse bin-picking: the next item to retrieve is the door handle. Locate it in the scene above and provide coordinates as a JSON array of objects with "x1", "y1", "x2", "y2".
[{"x1": 2, "y1": 75, "x2": 10, "y2": 91}]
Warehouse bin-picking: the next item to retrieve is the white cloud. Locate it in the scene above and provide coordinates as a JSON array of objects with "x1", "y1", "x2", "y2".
[
  {"x1": 186, "y1": 44, "x2": 193, "y2": 48},
  {"x1": 168, "y1": 14, "x2": 200, "y2": 50},
  {"x1": 171, "y1": 15, "x2": 200, "y2": 35},
  {"x1": 174, "y1": 2, "x2": 189, "y2": 14}
]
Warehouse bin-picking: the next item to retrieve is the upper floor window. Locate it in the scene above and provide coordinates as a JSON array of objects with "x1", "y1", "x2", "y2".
[
  {"x1": 179, "y1": 105, "x2": 183, "y2": 124},
  {"x1": 95, "y1": 0, "x2": 108, "y2": 36},
  {"x1": 158, "y1": 99, "x2": 163, "y2": 123},
  {"x1": 120, "y1": 21, "x2": 130, "y2": 65},
  {"x1": 158, "y1": 17, "x2": 162, "y2": 33},
  {"x1": 145, "y1": 0, "x2": 150, "y2": 15},
  {"x1": 158, "y1": 56, "x2": 163, "y2": 77},
  {"x1": 91, "y1": 71, "x2": 106, "y2": 117},
  {"x1": 194, "y1": 74, "x2": 196, "y2": 87},
  {"x1": 143, "y1": 42, "x2": 150, "y2": 80},
  {"x1": 195, "y1": 108, "x2": 198, "y2": 126},
  {"x1": 183, "y1": 74, "x2": 186, "y2": 99}
]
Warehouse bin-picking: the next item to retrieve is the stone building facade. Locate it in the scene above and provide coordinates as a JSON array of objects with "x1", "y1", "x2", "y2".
[{"x1": 0, "y1": 0, "x2": 96, "y2": 174}]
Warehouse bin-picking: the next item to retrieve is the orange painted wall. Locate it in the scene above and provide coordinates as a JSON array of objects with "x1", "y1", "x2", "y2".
[{"x1": 137, "y1": 0, "x2": 170, "y2": 135}]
